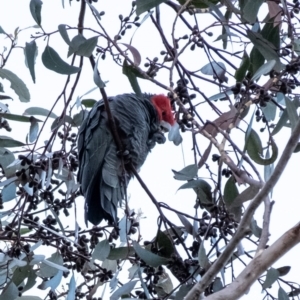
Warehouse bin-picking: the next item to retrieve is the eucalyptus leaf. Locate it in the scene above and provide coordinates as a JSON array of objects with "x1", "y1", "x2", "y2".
[
  {"x1": 23, "y1": 107, "x2": 58, "y2": 119},
  {"x1": 29, "y1": 118, "x2": 39, "y2": 142},
  {"x1": 0, "y1": 69, "x2": 30, "y2": 102},
  {"x1": 0, "y1": 136, "x2": 25, "y2": 147},
  {"x1": 242, "y1": 0, "x2": 263, "y2": 24},
  {"x1": 38, "y1": 270, "x2": 62, "y2": 291},
  {"x1": 58, "y1": 24, "x2": 70, "y2": 45},
  {"x1": 110, "y1": 280, "x2": 138, "y2": 300},
  {"x1": 136, "y1": 0, "x2": 166, "y2": 15},
  {"x1": 30, "y1": 0, "x2": 43, "y2": 26},
  {"x1": 285, "y1": 96, "x2": 298, "y2": 131},
  {"x1": 66, "y1": 275, "x2": 76, "y2": 300},
  {"x1": 2, "y1": 182, "x2": 16, "y2": 202},
  {"x1": 123, "y1": 61, "x2": 142, "y2": 96},
  {"x1": 92, "y1": 240, "x2": 110, "y2": 261},
  {"x1": 172, "y1": 164, "x2": 198, "y2": 181},
  {"x1": 224, "y1": 176, "x2": 239, "y2": 207},
  {"x1": 262, "y1": 268, "x2": 280, "y2": 289},
  {"x1": 25, "y1": 41, "x2": 38, "y2": 83},
  {"x1": 81, "y1": 99, "x2": 97, "y2": 108},
  {"x1": 278, "y1": 287, "x2": 289, "y2": 300},
  {"x1": 93, "y1": 56, "x2": 105, "y2": 88},
  {"x1": 133, "y1": 242, "x2": 169, "y2": 267},
  {"x1": 77, "y1": 36, "x2": 98, "y2": 57},
  {"x1": 198, "y1": 242, "x2": 209, "y2": 269},
  {"x1": 251, "y1": 60, "x2": 276, "y2": 82},
  {"x1": 42, "y1": 46, "x2": 80, "y2": 75}
]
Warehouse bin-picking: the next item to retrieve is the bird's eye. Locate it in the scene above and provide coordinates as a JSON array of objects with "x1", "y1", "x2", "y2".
[{"x1": 162, "y1": 111, "x2": 166, "y2": 116}]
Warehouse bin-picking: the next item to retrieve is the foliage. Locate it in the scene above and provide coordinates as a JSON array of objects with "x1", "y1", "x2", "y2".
[{"x1": 0, "y1": 0, "x2": 300, "y2": 299}]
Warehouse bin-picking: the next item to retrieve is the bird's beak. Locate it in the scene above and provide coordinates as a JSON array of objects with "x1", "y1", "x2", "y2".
[
  {"x1": 160, "y1": 120, "x2": 172, "y2": 132},
  {"x1": 160, "y1": 121, "x2": 182, "y2": 146}
]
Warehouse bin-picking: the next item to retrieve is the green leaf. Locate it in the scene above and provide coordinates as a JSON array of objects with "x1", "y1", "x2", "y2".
[
  {"x1": 172, "y1": 164, "x2": 198, "y2": 181},
  {"x1": 228, "y1": 185, "x2": 260, "y2": 208},
  {"x1": 178, "y1": 0, "x2": 220, "y2": 9},
  {"x1": 29, "y1": 0, "x2": 43, "y2": 26},
  {"x1": 0, "y1": 136, "x2": 25, "y2": 147},
  {"x1": 81, "y1": 99, "x2": 97, "y2": 108},
  {"x1": 242, "y1": 0, "x2": 263, "y2": 23},
  {"x1": 272, "y1": 110, "x2": 289, "y2": 136},
  {"x1": 175, "y1": 285, "x2": 194, "y2": 300},
  {"x1": 107, "y1": 247, "x2": 135, "y2": 260},
  {"x1": 235, "y1": 51, "x2": 250, "y2": 81},
  {"x1": 29, "y1": 118, "x2": 39, "y2": 142},
  {"x1": 24, "y1": 41, "x2": 37, "y2": 83},
  {"x1": 213, "y1": 277, "x2": 223, "y2": 292},
  {"x1": 38, "y1": 252, "x2": 64, "y2": 278},
  {"x1": 208, "y1": 90, "x2": 233, "y2": 101},
  {"x1": 66, "y1": 275, "x2": 76, "y2": 300},
  {"x1": 23, "y1": 107, "x2": 58, "y2": 118},
  {"x1": 93, "y1": 57, "x2": 105, "y2": 88},
  {"x1": 133, "y1": 241, "x2": 169, "y2": 267},
  {"x1": 263, "y1": 267, "x2": 279, "y2": 289},
  {"x1": 12, "y1": 264, "x2": 31, "y2": 287},
  {"x1": 251, "y1": 60, "x2": 276, "y2": 82},
  {"x1": 224, "y1": 176, "x2": 239, "y2": 206},
  {"x1": 111, "y1": 280, "x2": 138, "y2": 300},
  {"x1": 261, "y1": 17, "x2": 280, "y2": 49},
  {"x1": 247, "y1": 30, "x2": 283, "y2": 71},
  {"x1": 92, "y1": 240, "x2": 110, "y2": 261},
  {"x1": 277, "y1": 266, "x2": 291, "y2": 277},
  {"x1": 77, "y1": 36, "x2": 98, "y2": 57},
  {"x1": 178, "y1": 179, "x2": 206, "y2": 190},
  {"x1": 278, "y1": 287, "x2": 289, "y2": 300},
  {"x1": 0, "y1": 26, "x2": 6, "y2": 34},
  {"x1": 177, "y1": 214, "x2": 193, "y2": 235},
  {"x1": 0, "y1": 113, "x2": 39, "y2": 123},
  {"x1": 0, "y1": 69, "x2": 30, "y2": 102},
  {"x1": 156, "y1": 230, "x2": 175, "y2": 257},
  {"x1": 198, "y1": 242, "x2": 209, "y2": 269},
  {"x1": 249, "y1": 45, "x2": 265, "y2": 76},
  {"x1": 262, "y1": 101, "x2": 276, "y2": 122},
  {"x1": 193, "y1": 179, "x2": 213, "y2": 206},
  {"x1": 67, "y1": 34, "x2": 86, "y2": 57},
  {"x1": 42, "y1": 46, "x2": 80, "y2": 75},
  {"x1": 123, "y1": 61, "x2": 142, "y2": 96},
  {"x1": 2, "y1": 182, "x2": 16, "y2": 202},
  {"x1": 0, "y1": 148, "x2": 15, "y2": 178},
  {"x1": 58, "y1": 24, "x2": 70, "y2": 45},
  {"x1": 136, "y1": 0, "x2": 166, "y2": 15},
  {"x1": 245, "y1": 129, "x2": 278, "y2": 165},
  {"x1": 250, "y1": 218, "x2": 262, "y2": 238},
  {"x1": 0, "y1": 282, "x2": 18, "y2": 300},
  {"x1": 285, "y1": 96, "x2": 299, "y2": 131},
  {"x1": 73, "y1": 111, "x2": 86, "y2": 127},
  {"x1": 51, "y1": 115, "x2": 75, "y2": 131},
  {"x1": 200, "y1": 61, "x2": 226, "y2": 82},
  {"x1": 38, "y1": 270, "x2": 62, "y2": 291}
]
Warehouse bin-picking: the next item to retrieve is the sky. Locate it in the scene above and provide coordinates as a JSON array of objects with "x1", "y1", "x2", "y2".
[{"x1": 0, "y1": 1, "x2": 300, "y2": 299}]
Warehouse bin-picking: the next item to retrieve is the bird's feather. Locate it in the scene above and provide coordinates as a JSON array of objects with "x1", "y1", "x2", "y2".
[{"x1": 77, "y1": 94, "x2": 165, "y2": 225}]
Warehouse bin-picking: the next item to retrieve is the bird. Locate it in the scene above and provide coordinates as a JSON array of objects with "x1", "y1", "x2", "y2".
[{"x1": 77, "y1": 93, "x2": 176, "y2": 226}]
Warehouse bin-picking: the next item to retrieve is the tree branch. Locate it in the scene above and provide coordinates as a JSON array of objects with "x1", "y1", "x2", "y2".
[
  {"x1": 206, "y1": 222, "x2": 300, "y2": 300},
  {"x1": 185, "y1": 118, "x2": 300, "y2": 300}
]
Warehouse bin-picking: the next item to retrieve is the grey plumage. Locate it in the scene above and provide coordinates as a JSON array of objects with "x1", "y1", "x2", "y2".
[{"x1": 77, "y1": 93, "x2": 166, "y2": 225}]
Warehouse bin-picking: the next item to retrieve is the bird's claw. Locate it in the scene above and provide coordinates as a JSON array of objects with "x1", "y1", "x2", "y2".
[{"x1": 117, "y1": 149, "x2": 130, "y2": 157}]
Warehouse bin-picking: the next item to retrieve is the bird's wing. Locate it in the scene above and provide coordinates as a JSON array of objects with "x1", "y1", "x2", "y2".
[
  {"x1": 112, "y1": 94, "x2": 158, "y2": 169},
  {"x1": 77, "y1": 101, "x2": 123, "y2": 225}
]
